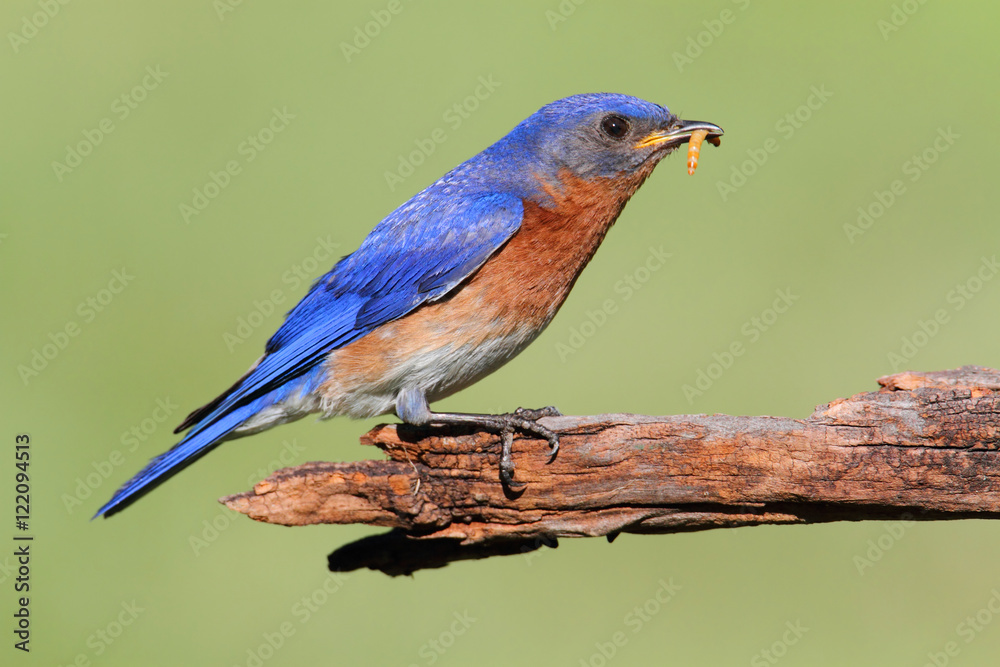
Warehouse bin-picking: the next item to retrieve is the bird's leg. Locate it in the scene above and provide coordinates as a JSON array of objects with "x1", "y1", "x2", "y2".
[
  {"x1": 426, "y1": 407, "x2": 561, "y2": 487},
  {"x1": 394, "y1": 388, "x2": 560, "y2": 487}
]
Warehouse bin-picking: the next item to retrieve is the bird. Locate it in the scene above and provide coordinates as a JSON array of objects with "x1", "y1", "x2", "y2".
[{"x1": 96, "y1": 93, "x2": 722, "y2": 517}]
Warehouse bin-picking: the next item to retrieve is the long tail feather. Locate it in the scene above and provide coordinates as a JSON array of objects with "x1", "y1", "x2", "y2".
[{"x1": 93, "y1": 402, "x2": 258, "y2": 518}]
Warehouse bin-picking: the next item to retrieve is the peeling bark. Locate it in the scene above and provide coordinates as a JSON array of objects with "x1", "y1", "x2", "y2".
[{"x1": 222, "y1": 366, "x2": 1000, "y2": 575}]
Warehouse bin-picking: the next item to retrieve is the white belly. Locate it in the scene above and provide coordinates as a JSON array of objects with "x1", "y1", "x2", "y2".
[{"x1": 320, "y1": 322, "x2": 541, "y2": 420}]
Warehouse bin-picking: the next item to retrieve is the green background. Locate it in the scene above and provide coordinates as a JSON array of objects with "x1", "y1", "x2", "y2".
[{"x1": 4, "y1": 1, "x2": 999, "y2": 664}]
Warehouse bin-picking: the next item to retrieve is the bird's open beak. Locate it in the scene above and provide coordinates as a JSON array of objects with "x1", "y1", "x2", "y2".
[{"x1": 635, "y1": 119, "x2": 724, "y2": 150}]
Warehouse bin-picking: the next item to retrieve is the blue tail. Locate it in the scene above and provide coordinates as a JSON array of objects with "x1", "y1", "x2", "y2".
[
  {"x1": 95, "y1": 364, "x2": 327, "y2": 518},
  {"x1": 93, "y1": 402, "x2": 259, "y2": 518}
]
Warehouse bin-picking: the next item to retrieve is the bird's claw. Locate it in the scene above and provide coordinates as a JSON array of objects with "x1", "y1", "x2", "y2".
[
  {"x1": 513, "y1": 405, "x2": 562, "y2": 419},
  {"x1": 496, "y1": 406, "x2": 561, "y2": 487},
  {"x1": 513, "y1": 406, "x2": 560, "y2": 455},
  {"x1": 425, "y1": 405, "x2": 560, "y2": 488},
  {"x1": 498, "y1": 427, "x2": 524, "y2": 489}
]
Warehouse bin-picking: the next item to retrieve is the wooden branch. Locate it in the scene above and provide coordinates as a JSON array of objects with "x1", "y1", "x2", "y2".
[{"x1": 222, "y1": 366, "x2": 1000, "y2": 576}]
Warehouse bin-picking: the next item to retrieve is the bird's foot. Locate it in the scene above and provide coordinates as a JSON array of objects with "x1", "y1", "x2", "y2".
[
  {"x1": 497, "y1": 406, "x2": 561, "y2": 488},
  {"x1": 427, "y1": 406, "x2": 561, "y2": 488}
]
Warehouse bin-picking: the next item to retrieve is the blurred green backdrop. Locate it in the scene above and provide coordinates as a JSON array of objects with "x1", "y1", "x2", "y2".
[{"x1": 3, "y1": 1, "x2": 1000, "y2": 665}]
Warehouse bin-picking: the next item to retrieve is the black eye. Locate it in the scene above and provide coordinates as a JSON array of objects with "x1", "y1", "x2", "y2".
[{"x1": 600, "y1": 114, "x2": 630, "y2": 139}]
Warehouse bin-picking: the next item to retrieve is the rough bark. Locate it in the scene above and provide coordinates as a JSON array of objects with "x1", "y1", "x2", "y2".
[{"x1": 222, "y1": 366, "x2": 1000, "y2": 576}]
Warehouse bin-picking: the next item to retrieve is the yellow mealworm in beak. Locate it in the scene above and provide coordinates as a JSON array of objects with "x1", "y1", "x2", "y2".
[{"x1": 687, "y1": 129, "x2": 708, "y2": 175}]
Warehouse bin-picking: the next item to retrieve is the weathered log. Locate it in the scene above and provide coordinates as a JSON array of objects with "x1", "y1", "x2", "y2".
[{"x1": 222, "y1": 366, "x2": 1000, "y2": 575}]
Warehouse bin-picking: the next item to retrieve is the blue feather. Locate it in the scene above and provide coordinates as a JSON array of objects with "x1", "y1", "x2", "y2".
[
  {"x1": 94, "y1": 403, "x2": 259, "y2": 517},
  {"x1": 97, "y1": 193, "x2": 523, "y2": 516},
  {"x1": 98, "y1": 92, "x2": 684, "y2": 516}
]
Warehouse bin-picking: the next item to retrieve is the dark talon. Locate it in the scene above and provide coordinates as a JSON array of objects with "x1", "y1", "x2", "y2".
[
  {"x1": 514, "y1": 406, "x2": 562, "y2": 419},
  {"x1": 497, "y1": 407, "x2": 560, "y2": 486},
  {"x1": 427, "y1": 405, "x2": 560, "y2": 489},
  {"x1": 498, "y1": 428, "x2": 522, "y2": 487}
]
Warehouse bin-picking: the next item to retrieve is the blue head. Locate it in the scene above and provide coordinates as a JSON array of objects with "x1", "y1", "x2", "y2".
[{"x1": 455, "y1": 93, "x2": 723, "y2": 198}]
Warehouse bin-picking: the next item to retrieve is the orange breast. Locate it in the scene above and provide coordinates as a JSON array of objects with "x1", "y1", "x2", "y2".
[{"x1": 321, "y1": 165, "x2": 657, "y2": 406}]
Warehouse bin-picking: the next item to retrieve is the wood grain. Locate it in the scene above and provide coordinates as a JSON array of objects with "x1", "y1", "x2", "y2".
[{"x1": 222, "y1": 366, "x2": 1000, "y2": 575}]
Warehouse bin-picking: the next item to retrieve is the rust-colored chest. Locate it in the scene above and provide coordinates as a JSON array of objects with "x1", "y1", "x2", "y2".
[{"x1": 459, "y1": 165, "x2": 657, "y2": 326}]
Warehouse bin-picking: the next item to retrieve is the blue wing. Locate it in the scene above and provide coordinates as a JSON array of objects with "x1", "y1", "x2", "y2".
[{"x1": 96, "y1": 191, "x2": 524, "y2": 516}]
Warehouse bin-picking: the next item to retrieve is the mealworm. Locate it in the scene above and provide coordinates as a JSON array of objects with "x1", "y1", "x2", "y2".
[{"x1": 687, "y1": 129, "x2": 709, "y2": 175}]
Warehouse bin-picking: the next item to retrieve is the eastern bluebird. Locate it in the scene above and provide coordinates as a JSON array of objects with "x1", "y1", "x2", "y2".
[{"x1": 97, "y1": 93, "x2": 722, "y2": 517}]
